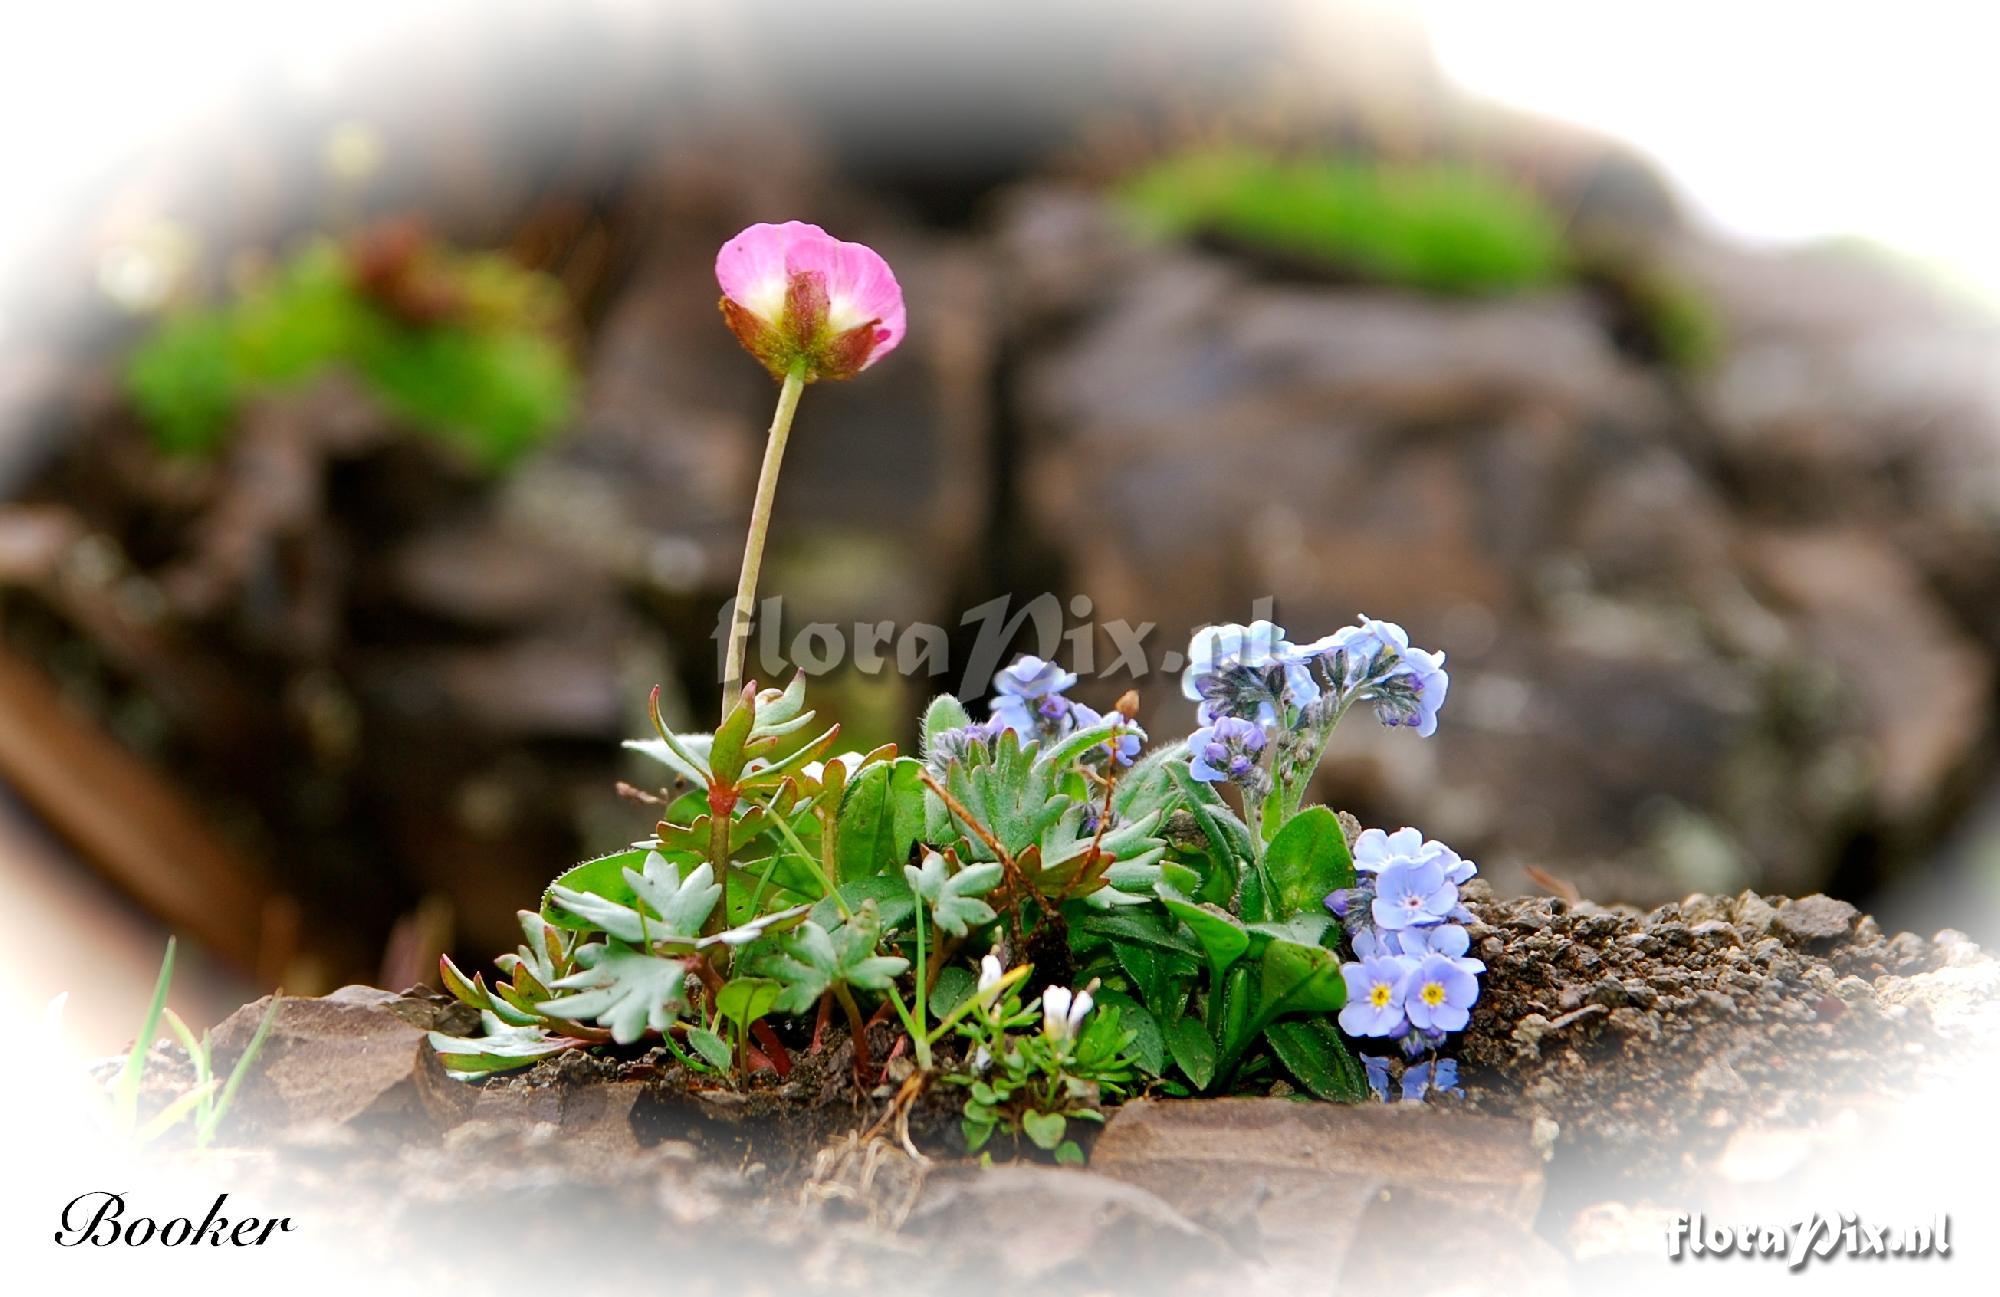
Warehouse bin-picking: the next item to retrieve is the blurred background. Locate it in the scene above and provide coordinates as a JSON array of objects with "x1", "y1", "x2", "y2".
[{"x1": 7, "y1": 0, "x2": 2000, "y2": 1046}]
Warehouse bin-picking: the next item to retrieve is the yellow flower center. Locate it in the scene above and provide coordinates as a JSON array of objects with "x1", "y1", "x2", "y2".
[
  {"x1": 1421, "y1": 981, "x2": 1446, "y2": 1007},
  {"x1": 1370, "y1": 984, "x2": 1393, "y2": 1009}
]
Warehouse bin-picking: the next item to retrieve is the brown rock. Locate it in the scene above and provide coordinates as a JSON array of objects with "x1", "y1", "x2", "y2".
[
  {"x1": 904, "y1": 1164, "x2": 1233, "y2": 1289},
  {"x1": 1090, "y1": 1098, "x2": 1544, "y2": 1288},
  {"x1": 210, "y1": 986, "x2": 452, "y2": 1139},
  {"x1": 1773, "y1": 894, "x2": 1860, "y2": 945}
]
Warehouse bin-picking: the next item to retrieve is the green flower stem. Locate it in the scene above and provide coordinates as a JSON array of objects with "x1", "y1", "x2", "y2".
[
  {"x1": 760, "y1": 791, "x2": 850, "y2": 919},
  {"x1": 721, "y1": 363, "x2": 808, "y2": 718},
  {"x1": 911, "y1": 900, "x2": 931, "y2": 1071},
  {"x1": 1276, "y1": 695, "x2": 1354, "y2": 824}
]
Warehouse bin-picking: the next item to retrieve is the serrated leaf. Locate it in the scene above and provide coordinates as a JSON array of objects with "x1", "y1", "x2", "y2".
[
  {"x1": 541, "y1": 845, "x2": 654, "y2": 930},
  {"x1": 1165, "y1": 1016, "x2": 1217, "y2": 1090},
  {"x1": 1263, "y1": 806, "x2": 1356, "y2": 920},
  {"x1": 904, "y1": 852, "x2": 1001, "y2": 937},
  {"x1": 546, "y1": 855, "x2": 721, "y2": 946},
  {"x1": 745, "y1": 903, "x2": 911, "y2": 1014},
  {"x1": 540, "y1": 945, "x2": 694, "y2": 1044},
  {"x1": 1113, "y1": 740, "x2": 1186, "y2": 824}
]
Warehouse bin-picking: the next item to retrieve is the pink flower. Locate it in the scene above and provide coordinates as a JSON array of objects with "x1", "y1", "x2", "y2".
[{"x1": 716, "y1": 221, "x2": 905, "y2": 381}]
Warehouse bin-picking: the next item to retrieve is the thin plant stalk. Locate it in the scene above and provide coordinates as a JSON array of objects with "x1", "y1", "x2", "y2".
[{"x1": 720, "y1": 364, "x2": 808, "y2": 716}]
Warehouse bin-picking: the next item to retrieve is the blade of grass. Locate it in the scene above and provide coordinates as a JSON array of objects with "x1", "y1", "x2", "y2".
[
  {"x1": 199, "y1": 990, "x2": 283, "y2": 1147},
  {"x1": 136, "y1": 1079, "x2": 218, "y2": 1144},
  {"x1": 161, "y1": 1008, "x2": 214, "y2": 1129},
  {"x1": 113, "y1": 937, "x2": 176, "y2": 1133}
]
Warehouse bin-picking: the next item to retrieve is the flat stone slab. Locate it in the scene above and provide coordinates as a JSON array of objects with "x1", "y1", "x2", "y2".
[{"x1": 1091, "y1": 1098, "x2": 1559, "y2": 1292}]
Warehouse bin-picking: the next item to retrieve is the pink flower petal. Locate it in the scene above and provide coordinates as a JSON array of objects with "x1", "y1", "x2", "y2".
[
  {"x1": 715, "y1": 221, "x2": 828, "y2": 324},
  {"x1": 782, "y1": 234, "x2": 906, "y2": 363}
]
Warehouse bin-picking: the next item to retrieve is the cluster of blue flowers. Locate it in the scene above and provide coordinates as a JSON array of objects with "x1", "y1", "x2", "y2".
[
  {"x1": 928, "y1": 655, "x2": 1145, "y2": 771},
  {"x1": 1179, "y1": 616, "x2": 1449, "y2": 797},
  {"x1": 1330, "y1": 826, "x2": 1485, "y2": 1088},
  {"x1": 1363, "y1": 1055, "x2": 1463, "y2": 1102}
]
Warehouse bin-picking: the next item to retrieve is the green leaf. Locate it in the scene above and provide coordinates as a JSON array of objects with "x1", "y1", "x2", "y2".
[
  {"x1": 686, "y1": 1026, "x2": 732, "y2": 1072},
  {"x1": 1095, "y1": 990, "x2": 1164, "y2": 1076},
  {"x1": 429, "y1": 1012, "x2": 577, "y2": 1077},
  {"x1": 745, "y1": 903, "x2": 910, "y2": 1015},
  {"x1": 1165, "y1": 1016, "x2": 1218, "y2": 1090},
  {"x1": 836, "y1": 759, "x2": 925, "y2": 883},
  {"x1": 920, "y1": 694, "x2": 974, "y2": 761},
  {"x1": 1262, "y1": 806, "x2": 1356, "y2": 920},
  {"x1": 1157, "y1": 886, "x2": 1251, "y2": 983},
  {"x1": 1073, "y1": 911, "x2": 1203, "y2": 960},
  {"x1": 439, "y1": 953, "x2": 492, "y2": 1010},
  {"x1": 1247, "y1": 935, "x2": 1347, "y2": 1039},
  {"x1": 707, "y1": 697, "x2": 758, "y2": 785},
  {"x1": 929, "y1": 965, "x2": 977, "y2": 1024},
  {"x1": 961, "y1": 1115, "x2": 997, "y2": 1152},
  {"x1": 545, "y1": 855, "x2": 721, "y2": 946},
  {"x1": 1113, "y1": 940, "x2": 1160, "y2": 1005},
  {"x1": 715, "y1": 977, "x2": 782, "y2": 1029},
  {"x1": 540, "y1": 846, "x2": 655, "y2": 931},
  {"x1": 811, "y1": 874, "x2": 915, "y2": 932},
  {"x1": 904, "y1": 851, "x2": 1002, "y2": 937},
  {"x1": 1037, "y1": 720, "x2": 1120, "y2": 772},
  {"x1": 1165, "y1": 762, "x2": 1252, "y2": 904},
  {"x1": 1054, "y1": 1140, "x2": 1086, "y2": 1166},
  {"x1": 624, "y1": 733, "x2": 715, "y2": 787},
  {"x1": 1021, "y1": 1109, "x2": 1068, "y2": 1151},
  {"x1": 1263, "y1": 1018, "x2": 1369, "y2": 1102},
  {"x1": 540, "y1": 945, "x2": 694, "y2": 1044}
]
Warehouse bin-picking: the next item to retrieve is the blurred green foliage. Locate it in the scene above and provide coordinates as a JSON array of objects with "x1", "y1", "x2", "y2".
[
  {"x1": 1623, "y1": 266, "x2": 1725, "y2": 372},
  {"x1": 125, "y1": 237, "x2": 575, "y2": 469},
  {"x1": 1121, "y1": 149, "x2": 1567, "y2": 296}
]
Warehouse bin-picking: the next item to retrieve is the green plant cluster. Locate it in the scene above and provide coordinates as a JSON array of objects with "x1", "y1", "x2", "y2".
[
  {"x1": 123, "y1": 237, "x2": 574, "y2": 468},
  {"x1": 431, "y1": 673, "x2": 1371, "y2": 1128},
  {"x1": 1121, "y1": 149, "x2": 1567, "y2": 296}
]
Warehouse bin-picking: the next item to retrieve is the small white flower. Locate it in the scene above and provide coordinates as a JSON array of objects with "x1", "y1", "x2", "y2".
[
  {"x1": 1042, "y1": 984, "x2": 1093, "y2": 1042},
  {"x1": 977, "y1": 954, "x2": 1004, "y2": 997},
  {"x1": 971, "y1": 1044, "x2": 992, "y2": 1074}
]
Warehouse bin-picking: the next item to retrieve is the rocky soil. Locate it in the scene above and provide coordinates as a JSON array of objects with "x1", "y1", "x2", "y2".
[{"x1": 90, "y1": 886, "x2": 1995, "y2": 1294}]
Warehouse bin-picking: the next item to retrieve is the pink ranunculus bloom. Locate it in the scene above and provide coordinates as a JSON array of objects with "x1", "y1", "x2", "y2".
[{"x1": 715, "y1": 221, "x2": 906, "y2": 382}]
